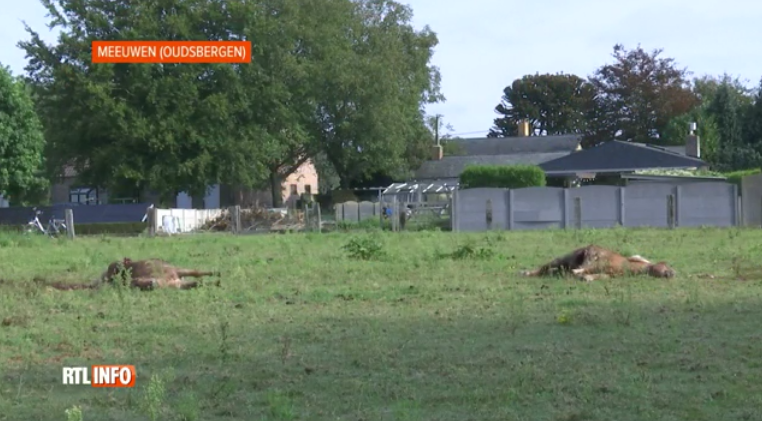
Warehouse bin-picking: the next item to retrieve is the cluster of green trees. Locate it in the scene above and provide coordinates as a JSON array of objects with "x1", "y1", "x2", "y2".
[
  {"x1": 489, "y1": 44, "x2": 762, "y2": 172},
  {"x1": 3, "y1": 3, "x2": 761, "y2": 207},
  {"x1": 1, "y1": 0, "x2": 444, "y2": 206},
  {"x1": 0, "y1": 65, "x2": 48, "y2": 204}
]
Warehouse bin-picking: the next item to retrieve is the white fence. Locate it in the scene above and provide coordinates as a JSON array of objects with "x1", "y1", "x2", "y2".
[{"x1": 152, "y1": 208, "x2": 225, "y2": 234}]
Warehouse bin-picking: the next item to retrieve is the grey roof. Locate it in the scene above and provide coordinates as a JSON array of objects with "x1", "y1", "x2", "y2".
[
  {"x1": 540, "y1": 140, "x2": 707, "y2": 175},
  {"x1": 662, "y1": 146, "x2": 686, "y2": 155},
  {"x1": 448, "y1": 134, "x2": 581, "y2": 156},
  {"x1": 407, "y1": 134, "x2": 581, "y2": 181},
  {"x1": 414, "y1": 152, "x2": 570, "y2": 180},
  {"x1": 621, "y1": 174, "x2": 726, "y2": 182}
]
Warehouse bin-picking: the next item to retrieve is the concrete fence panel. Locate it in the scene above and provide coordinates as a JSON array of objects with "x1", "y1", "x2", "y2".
[
  {"x1": 357, "y1": 201, "x2": 379, "y2": 221},
  {"x1": 677, "y1": 182, "x2": 737, "y2": 227},
  {"x1": 622, "y1": 183, "x2": 675, "y2": 228},
  {"x1": 512, "y1": 187, "x2": 564, "y2": 230},
  {"x1": 567, "y1": 185, "x2": 621, "y2": 228},
  {"x1": 454, "y1": 188, "x2": 507, "y2": 231},
  {"x1": 741, "y1": 173, "x2": 762, "y2": 227}
]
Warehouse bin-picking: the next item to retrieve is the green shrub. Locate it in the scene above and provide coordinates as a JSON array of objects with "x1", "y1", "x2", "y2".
[
  {"x1": 342, "y1": 236, "x2": 386, "y2": 260},
  {"x1": 459, "y1": 164, "x2": 546, "y2": 189},
  {"x1": 723, "y1": 168, "x2": 761, "y2": 189},
  {"x1": 336, "y1": 218, "x2": 389, "y2": 232}
]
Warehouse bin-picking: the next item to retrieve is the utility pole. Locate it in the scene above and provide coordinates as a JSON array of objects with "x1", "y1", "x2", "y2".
[{"x1": 434, "y1": 114, "x2": 440, "y2": 145}]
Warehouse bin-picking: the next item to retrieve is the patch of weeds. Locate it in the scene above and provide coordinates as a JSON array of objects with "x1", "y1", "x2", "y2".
[
  {"x1": 732, "y1": 246, "x2": 762, "y2": 280},
  {"x1": 556, "y1": 308, "x2": 574, "y2": 325},
  {"x1": 336, "y1": 218, "x2": 387, "y2": 232},
  {"x1": 173, "y1": 391, "x2": 200, "y2": 421},
  {"x1": 140, "y1": 373, "x2": 167, "y2": 421},
  {"x1": 440, "y1": 243, "x2": 495, "y2": 260},
  {"x1": 217, "y1": 318, "x2": 230, "y2": 364},
  {"x1": 484, "y1": 231, "x2": 506, "y2": 245},
  {"x1": 506, "y1": 292, "x2": 527, "y2": 335},
  {"x1": 65, "y1": 405, "x2": 83, "y2": 421},
  {"x1": 208, "y1": 376, "x2": 237, "y2": 405},
  {"x1": 342, "y1": 236, "x2": 386, "y2": 260},
  {"x1": 0, "y1": 237, "x2": 17, "y2": 248},
  {"x1": 609, "y1": 284, "x2": 634, "y2": 326},
  {"x1": 389, "y1": 399, "x2": 421, "y2": 420},
  {"x1": 264, "y1": 389, "x2": 296, "y2": 420},
  {"x1": 572, "y1": 228, "x2": 596, "y2": 244},
  {"x1": 279, "y1": 336, "x2": 292, "y2": 365},
  {"x1": 684, "y1": 278, "x2": 703, "y2": 307}
]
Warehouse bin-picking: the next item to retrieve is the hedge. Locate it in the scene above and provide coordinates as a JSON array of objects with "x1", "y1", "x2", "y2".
[
  {"x1": 723, "y1": 168, "x2": 761, "y2": 188},
  {"x1": 459, "y1": 164, "x2": 546, "y2": 189}
]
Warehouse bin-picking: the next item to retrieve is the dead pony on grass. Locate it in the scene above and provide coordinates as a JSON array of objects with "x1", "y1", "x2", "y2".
[
  {"x1": 521, "y1": 244, "x2": 675, "y2": 282},
  {"x1": 47, "y1": 258, "x2": 220, "y2": 291}
]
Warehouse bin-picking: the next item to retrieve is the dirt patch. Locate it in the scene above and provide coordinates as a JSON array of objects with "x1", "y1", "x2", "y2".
[{"x1": 1, "y1": 315, "x2": 30, "y2": 327}]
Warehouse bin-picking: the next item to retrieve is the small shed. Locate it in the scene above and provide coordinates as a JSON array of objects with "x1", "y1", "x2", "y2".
[{"x1": 382, "y1": 181, "x2": 457, "y2": 203}]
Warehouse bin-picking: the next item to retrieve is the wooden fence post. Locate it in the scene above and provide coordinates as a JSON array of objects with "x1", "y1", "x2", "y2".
[
  {"x1": 315, "y1": 203, "x2": 322, "y2": 233},
  {"x1": 147, "y1": 206, "x2": 157, "y2": 237},
  {"x1": 303, "y1": 203, "x2": 310, "y2": 230},
  {"x1": 399, "y1": 201, "x2": 406, "y2": 231},
  {"x1": 667, "y1": 195, "x2": 675, "y2": 229},
  {"x1": 574, "y1": 197, "x2": 582, "y2": 229},
  {"x1": 390, "y1": 196, "x2": 398, "y2": 232},
  {"x1": 485, "y1": 199, "x2": 493, "y2": 230},
  {"x1": 64, "y1": 208, "x2": 75, "y2": 239},
  {"x1": 618, "y1": 187, "x2": 626, "y2": 227},
  {"x1": 736, "y1": 195, "x2": 742, "y2": 227},
  {"x1": 229, "y1": 205, "x2": 241, "y2": 233}
]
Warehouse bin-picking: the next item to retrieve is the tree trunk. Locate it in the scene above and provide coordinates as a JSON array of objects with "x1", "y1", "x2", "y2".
[{"x1": 270, "y1": 172, "x2": 283, "y2": 208}]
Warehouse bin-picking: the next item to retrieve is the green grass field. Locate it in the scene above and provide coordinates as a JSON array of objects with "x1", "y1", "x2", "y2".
[{"x1": 2, "y1": 227, "x2": 762, "y2": 421}]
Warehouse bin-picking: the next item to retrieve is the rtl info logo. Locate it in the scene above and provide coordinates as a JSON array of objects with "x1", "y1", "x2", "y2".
[{"x1": 62, "y1": 365, "x2": 136, "y2": 387}]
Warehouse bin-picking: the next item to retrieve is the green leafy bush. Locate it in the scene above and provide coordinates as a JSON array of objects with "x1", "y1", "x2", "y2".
[
  {"x1": 459, "y1": 164, "x2": 546, "y2": 189},
  {"x1": 342, "y1": 236, "x2": 386, "y2": 260},
  {"x1": 723, "y1": 168, "x2": 761, "y2": 189}
]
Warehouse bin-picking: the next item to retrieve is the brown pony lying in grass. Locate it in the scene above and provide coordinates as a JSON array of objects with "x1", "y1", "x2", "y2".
[
  {"x1": 521, "y1": 244, "x2": 675, "y2": 281},
  {"x1": 49, "y1": 258, "x2": 219, "y2": 291}
]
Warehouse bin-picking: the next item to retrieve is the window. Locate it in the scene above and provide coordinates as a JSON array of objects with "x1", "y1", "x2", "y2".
[
  {"x1": 304, "y1": 185, "x2": 312, "y2": 194},
  {"x1": 289, "y1": 184, "x2": 298, "y2": 195},
  {"x1": 69, "y1": 187, "x2": 97, "y2": 204}
]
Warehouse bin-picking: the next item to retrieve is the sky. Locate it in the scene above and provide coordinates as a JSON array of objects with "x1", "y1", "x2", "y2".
[{"x1": 2, "y1": 0, "x2": 761, "y2": 138}]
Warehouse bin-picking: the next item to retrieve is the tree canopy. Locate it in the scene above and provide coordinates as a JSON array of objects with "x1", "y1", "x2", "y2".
[
  {"x1": 584, "y1": 44, "x2": 699, "y2": 146},
  {"x1": 0, "y1": 65, "x2": 47, "y2": 205},
  {"x1": 488, "y1": 73, "x2": 593, "y2": 137},
  {"x1": 19, "y1": 0, "x2": 442, "y2": 205},
  {"x1": 488, "y1": 46, "x2": 700, "y2": 146}
]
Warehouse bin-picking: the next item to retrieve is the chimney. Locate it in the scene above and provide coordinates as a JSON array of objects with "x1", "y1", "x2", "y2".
[
  {"x1": 517, "y1": 120, "x2": 531, "y2": 137},
  {"x1": 685, "y1": 122, "x2": 700, "y2": 158},
  {"x1": 431, "y1": 144, "x2": 443, "y2": 160}
]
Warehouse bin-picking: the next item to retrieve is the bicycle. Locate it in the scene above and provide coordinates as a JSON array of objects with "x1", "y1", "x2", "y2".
[{"x1": 25, "y1": 208, "x2": 68, "y2": 237}]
